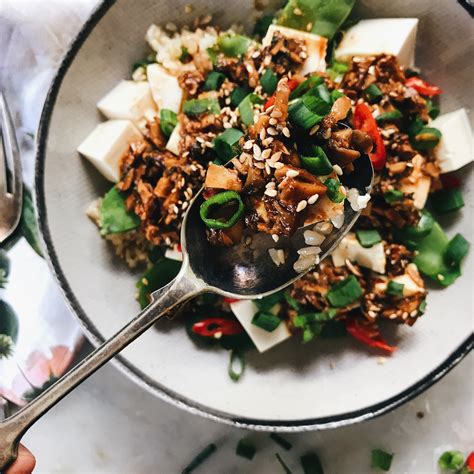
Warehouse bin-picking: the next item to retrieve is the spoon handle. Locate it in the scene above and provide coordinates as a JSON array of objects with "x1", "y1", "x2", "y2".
[{"x1": 0, "y1": 263, "x2": 202, "y2": 471}]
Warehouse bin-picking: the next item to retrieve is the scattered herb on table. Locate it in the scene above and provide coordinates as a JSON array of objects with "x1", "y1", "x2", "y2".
[
  {"x1": 270, "y1": 433, "x2": 293, "y2": 451},
  {"x1": 300, "y1": 451, "x2": 324, "y2": 474},
  {"x1": 236, "y1": 439, "x2": 256, "y2": 460},
  {"x1": 182, "y1": 443, "x2": 217, "y2": 473},
  {"x1": 275, "y1": 452, "x2": 293, "y2": 473},
  {"x1": 371, "y1": 449, "x2": 394, "y2": 471}
]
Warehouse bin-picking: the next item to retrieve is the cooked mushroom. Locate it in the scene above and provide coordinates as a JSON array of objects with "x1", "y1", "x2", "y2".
[{"x1": 205, "y1": 163, "x2": 242, "y2": 191}]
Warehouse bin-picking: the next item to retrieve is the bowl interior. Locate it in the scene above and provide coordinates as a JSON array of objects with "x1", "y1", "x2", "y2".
[{"x1": 37, "y1": 0, "x2": 473, "y2": 427}]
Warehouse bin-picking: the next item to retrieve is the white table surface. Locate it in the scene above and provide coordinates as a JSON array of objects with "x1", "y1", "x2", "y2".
[{"x1": 1, "y1": 1, "x2": 472, "y2": 472}]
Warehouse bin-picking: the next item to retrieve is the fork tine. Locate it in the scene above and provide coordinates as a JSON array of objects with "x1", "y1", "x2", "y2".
[{"x1": 0, "y1": 91, "x2": 22, "y2": 199}]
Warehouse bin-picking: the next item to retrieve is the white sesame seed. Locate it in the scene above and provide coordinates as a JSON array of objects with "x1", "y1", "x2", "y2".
[
  {"x1": 243, "y1": 140, "x2": 253, "y2": 150},
  {"x1": 253, "y1": 143, "x2": 262, "y2": 157},
  {"x1": 265, "y1": 181, "x2": 276, "y2": 188},
  {"x1": 308, "y1": 193, "x2": 319, "y2": 205},
  {"x1": 297, "y1": 246, "x2": 321, "y2": 256},
  {"x1": 267, "y1": 127, "x2": 278, "y2": 136},
  {"x1": 262, "y1": 137, "x2": 274, "y2": 146},
  {"x1": 269, "y1": 117, "x2": 278, "y2": 125},
  {"x1": 272, "y1": 234, "x2": 279, "y2": 242},
  {"x1": 251, "y1": 51, "x2": 260, "y2": 59},
  {"x1": 182, "y1": 201, "x2": 189, "y2": 210},
  {"x1": 271, "y1": 110, "x2": 283, "y2": 118},
  {"x1": 240, "y1": 152, "x2": 251, "y2": 162},
  {"x1": 286, "y1": 169, "x2": 299, "y2": 178},
  {"x1": 259, "y1": 128, "x2": 266, "y2": 140},
  {"x1": 306, "y1": 22, "x2": 313, "y2": 31},
  {"x1": 269, "y1": 151, "x2": 282, "y2": 163},
  {"x1": 264, "y1": 55, "x2": 271, "y2": 66},
  {"x1": 293, "y1": 7, "x2": 302, "y2": 15},
  {"x1": 282, "y1": 127, "x2": 291, "y2": 137},
  {"x1": 261, "y1": 148, "x2": 272, "y2": 159},
  {"x1": 246, "y1": 64, "x2": 254, "y2": 73},
  {"x1": 296, "y1": 200, "x2": 308, "y2": 212},
  {"x1": 333, "y1": 164, "x2": 343, "y2": 176},
  {"x1": 184, "y1": 3, "x2": 193, "y2": 13},
  {"x1": 265, "y1": 163, "x2": 271, "y2": 174},
  {"x1": 277, "y1": 249, "x2": 285, "y2": 265},
  {"x1": 273, "y1": 162, "x2": 284, "y2": 169},
  {"x1": 254, "y1": 161, "x2": 265, "y2": 169},
  {"x1": 165, "y1": 22, "x2": 177, "y2": 31},
  {"x1": 225, "y1": 98, "x2": 231, "y2": 105},
  {"x1": 264, "y1": 188, "x2": 277, "y2": 197},
  {"x1": 223, "y1": 121, "x2": 232, "y2": 128}
]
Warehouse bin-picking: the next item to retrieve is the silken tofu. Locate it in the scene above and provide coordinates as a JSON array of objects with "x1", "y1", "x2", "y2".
[
  {"x1": 77, "y1": 120, "x2": 142, "y2": 182},
  {"x1": 335, "y1": 18, "x2": 418, "y2": 67},
  {"x1": 147, "y1": 63, "x2": 183, "y2": 114}
]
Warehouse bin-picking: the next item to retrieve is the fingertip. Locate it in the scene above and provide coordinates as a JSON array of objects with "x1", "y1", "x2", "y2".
[{"x1": 6, "y1": 444, "x2": 36, "y2": 474}]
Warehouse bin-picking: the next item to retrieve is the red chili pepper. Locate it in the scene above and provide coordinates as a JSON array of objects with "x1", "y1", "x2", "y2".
[
  {"x1": 263, "y1": 78, "x2": 300, "y2": 110},
  {"x1": 192, "y1": 317, "x2": 244, "y2": 337},
  {"x1": 223, "y1": 297, "x2": 240, "y2": 304},
  {"x1": 466, "y1": 452, "x2": 474, "y2": 471},
  {"x1": 440, "y1": 174, "x2": 461, "y2": 190},
  {"x1": 344, "y1": 318, "x2": 396, "y2": 353},
  {"x1": 353, "y1": 103, "x2": 387, "y2": 171},
  {"x1": 405, "y1": 77, "x2": 443, "y2": 97},
  {"x1": 176, "y1": 243, "x2": 182, "y2": 252}
]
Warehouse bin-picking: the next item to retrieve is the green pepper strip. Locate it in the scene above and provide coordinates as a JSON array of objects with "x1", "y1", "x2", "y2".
[{"x1": 199, "y1": 191, "x2": 244, "y2": 230}]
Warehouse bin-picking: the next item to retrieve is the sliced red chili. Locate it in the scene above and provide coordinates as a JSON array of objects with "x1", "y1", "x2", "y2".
[
  {"x1": 466, "y1": 452, "x2": 474, "y2": 471},
  {"x1": 192, "y1": 317, "x2": 244, "y2": 337},
  {"x1": 223, "y1": 297, "x2": 240, "y2": 304},
  {"x1": 353, "y1": 103, "x2": 387, "y2": 171},
  {"x1": 345, "y1": 318, "x2": 396, "y2": 353},
  {"x1": 264, "y1": 95, "x2": 275, "y2": 110},
  {"x1": 405, "y1": 77, "x2": 443, "y2": 97},
  {"x1": 264, "y1": 78, "x2": 299, "y2": 110},
  {"x1": 176, "y1": 243, "x2": 182, "y2": 252}
]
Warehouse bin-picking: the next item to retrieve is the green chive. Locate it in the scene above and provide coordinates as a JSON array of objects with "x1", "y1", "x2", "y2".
[
  {"x1": 159, "y1": 108, "x2": 178, "y2": 137},
  {"x1": 213, "y1": 128, "x2": 243, "y2": 162},
  {"x1": 410, "y1": 126, "x2": 442, "y2": 150},
  {"x1": 376, "y1": 109, "x2": 403, "y2": 123},
  {"x1": 418, "y1": 299, "x2": 427, "y2": 314},
  {"x1": 313, "y1": 83, "x2": 331, "y2": 103},
  {"x1": 261, "y1": 68, "x2": 278, "y2": 94},
  {"x1": 430, "y1": 188, "x2": 464, "y2": 214},
  {"x1": 254, "y1": 14, "x2": 274, "y2": 38},
  {"x1": 324, "y1": 178, "x2": 345, "y2": 203},
  {"x1": 289, "y1": 75, "x2": 324, "y2": 100},
  {"x1": 217, "y1": 34, "x2": 251, "y2": 57},
  {"x1": 179, "y1": 46, "x2": 190, "y2": 63},
  {"x1": 386, "y1": 280, "x2": 404, "y2": 297},
  {"x1": 199, "y1": 191, "x2": 244, "y2": 229},
  {"x1": 252, "y1": 311, "x2": 281, "y2": 332},
  {"x1": 284, "y1": 291, "x2": 301, "y2": 311},
  {"x1": 371, "y1": 449, "x2": 394, "y2": 471},
  {"x1": 301, "y1": 146, "x2": 333, "y2": 176},
  {"x1": 182, "y1": 444, "x2": 217, "y2": 473},
  {"x1": 228, "y1": 350, "x2": 245, "y2": 382},
  {"x1": 326, "y1": 60, "x2": 349, "y2": 82},
  {"x1": 300, "y1": 452, "x2": 324, "y2": 474},
  {"x1": 254, "y1": 289, "x2": 285, "y2": 311},
  {"x1": 231, "y1": 86, "x2": 251, "y2": 108},
  {"x1": 275, "y1": 453, "x2": 293, "y2": 474},
  {"x1": 407, "y1": 117, "x2": 425, "y2": 137},
  {"x1": 383, "y1": 189, "x2": 404, "y2": 204},
  {"x1": 326, "y1": 275, "x2": 363, "y2": 308},
  {"x1": 236, "y1": 439, "x2": 256, "y2": 460},
  {"x1": 270, "y1": 433, "x2": 292, "y2": 451},
  {"x1": 365, "y1": 83, "x2": 383, "y2": 101},
  {"x1": 426, "y1": 99, "x2": 440, "y2": 119},
  {"x1": 183, "y1": 98, "x2": 221, "y2": 116},
  {"x1": 288, "y1": 95, "x2": 331, "y2": 129},
  {"x1": 445, "y1": 233, "x2": 470, "y2": 266},
  {"x1": 356, "y1": 229, "x2": 382, "y2": 248},
  {"x1": 438, "y1": 450, "x2": 465, "y2": 471},
  {"x1": 203, "y1": 71, "x2": 226, "y2": 91},
  {"x1": 238, "y1": 93, "x2": 264, "y2": 126}
]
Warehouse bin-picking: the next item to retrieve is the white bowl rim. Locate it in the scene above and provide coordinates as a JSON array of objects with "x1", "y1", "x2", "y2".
[{"x1": 34, "y1": 0, "x2": 473, "y2": 432}]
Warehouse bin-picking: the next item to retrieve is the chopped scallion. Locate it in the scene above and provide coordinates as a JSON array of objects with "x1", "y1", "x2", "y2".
[
  {"x1": 252, "y1": 311, "x2": 281, "y2": 332},
  {"x1": 217, "y1": 34, "x2": 251, "y2": 57},
  {"x1": 261, "y1": 68, "x2": 278, "y2": 94},
  {"x1": 183, "y1": 98, "x2": 221, "y2": 116},
  {"x1": 386, "y1": 280, "x2": 404, "y2": 297},
  {"x1": 410, "y1": 126, "x2": 442, "y2": 150},
  {"x1": 430, "y1": 188, "x2": 464, "y2": 214},
  {"x1": 199, "y1": 191, "x2": 244, "y2": 229},
  {"x1": 324, "y1": 178, "x2": 345, "y2": 203},
  {"x1": 426, "y1": 99, "x2": 440, "y2": 119},
  {"x1": 288, "y1": 95, "x2": 331, "y2": 129},
  {"x1": 371, "y1": 449, "x2": 393, "y2": 471},
  {"x1": 445, "y1": 233, "x2": 470, "y2": 266},
  {"x1": 213, "y1": 128, "x2": 243, "y2": 162},
  {"x1": 356, "y1": 229, "x2": 382, "y2": 248},
  {"x1": 284, "y1": 291, "x2": 302, "y2": 311},
  {"x1": 301, "y1": 146, "x2": 333, "y2": 176},
  {"x1": 418, "y1": 299, "x2": 427, "y2": 314},
  {"x1": 182, "y1": 444, "x2": 217, "y2": 473},
  {"x1": 254, "y1": 289, "x2": 285, "y2": 311},
  {"x1": 236, "y1": 439, "x2": 256, "y2": 460},
  {"x1": 238, "y1": 93, "x2": 264, "y2": 126},
  {"x1": 326, "y1": 60, "x2": 349, "y2": 82},
  {"x1": 159, "y1": 108, "x2": 178, "y2": 137},
  {"x1": 375, "y1": 109, "x2": 403, "y2": 123},
  {"x1": 203, "y1": 71, "x2": 226, "y2": 91},
  {"x1": 438, "y1": 450, "x2": 465, "y2": 471},
  {"x1": 270, "y1": 433, "x2": 292, "y2": 451},
  {"x1": 228, "y1": 350, "x2": 245, "y2": 382},
  {"x1": 364, "y1": 83, "x2": 383, "y2": 101},
  {"x1": 326, "y1": 275, "x2": 363, "y2": 308},
  {"x1": 289, "y1": 75, "x2": 323, "y2": 100},
  {"x1": 408, "y1": 117, "x2": 425, "y2": 137},
  {"x1": 231, "y1": 86, "x2": 251, "y2": 107},
  {"x1": 383, "y1": 189, "x2": 404, "y2": 204},
  {"x1": 300, "y1": 452, "x2": 324, "y2": 474},
  {"x1": 398, "y1": 210, "x2": 435, "y2": 242}
]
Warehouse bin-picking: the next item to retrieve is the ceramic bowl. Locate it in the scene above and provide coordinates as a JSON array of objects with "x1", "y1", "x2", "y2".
[{"x1": 35, "y1": 0, "x2": 473, "y2": 430}]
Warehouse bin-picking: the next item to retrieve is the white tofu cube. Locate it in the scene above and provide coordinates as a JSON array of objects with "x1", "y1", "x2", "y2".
[
  {"x1": 335, "y1": 18, "x2": 418, "y2": 67},
  {"x1": 147, "y1": 64, "x2": 183, "y2": 113},
  {"x1": 165, "y1": 122, "x2": 181, "y2": 155},
  {"x1": 230, "y1": 300, "x2": 291, "y2": 353},
  {"x1": 430, "y1": 108, "x2": 473, "y2": 173},
  {"x1": 331, "y1": 233, "x2": 386, "y2": 274},
  {"x1": 77, "y1": 120, "x2": 142, "y2": 182},
  {"x1": 97, "y1": 80, "x2": 157, "y2": 131},
  {"x1": 263, "y1": 25, "x2": 327, "y2": 74}
]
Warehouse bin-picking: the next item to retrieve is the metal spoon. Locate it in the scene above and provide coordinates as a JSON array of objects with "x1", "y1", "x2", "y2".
[{"x1": 0, "y1": 154, "x2": 373, "y2": 470}]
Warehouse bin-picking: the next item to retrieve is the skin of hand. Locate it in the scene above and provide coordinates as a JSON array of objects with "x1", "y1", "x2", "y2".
[{"x1": 5, "y1": 445, "x2": 36, "y2": 474}]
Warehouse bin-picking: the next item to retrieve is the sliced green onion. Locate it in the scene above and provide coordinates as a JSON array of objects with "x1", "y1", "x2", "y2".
[
  {"x1": 438, "y1": 451, "x2": 465, "y2": 471},
  {"x1": 200, "y1": 191, "x2": 244, "y2": 230},
  {"x1": 261, "y1": 68, "x2": 278, "y2": 94},
  {"x1": 207, "y1": 47, "x2": 218, "y2": 65},
  {"x1": 254, "y1": 289, "x2": 285, "y2": 311},
  {"x1": 183, "y1": 98, "x2": 221, "y2": 116},
  {"x1": 302, "y1": 325, "x2": 321, "y2": 343},
  {"x1": 100, "y1": 187, "x2": 140, "y2": 235},
  {"x1": 326, "y1": 60, "x2": 349, "y2": 82},
  {"x1": 418, "y1": 299, "x2": 427, "y2": 314},
  {"x1": 213, "y1": 128, "x2": 243, "y2": 163},
  {"x1": 365, "y1": 83, "x2": 383, "y2": 101},
  {"x1": 324, "y1": 178, "x2": 345, "y2": 203},
  {"x1": 386, "y1": 280, "x2": 404, "y2": 297},
  {"x1": 301, "y1": 146, "x2": 333, "y2": 176},
  {"x1": 254, "y1": 14, "x2": 274, "y2": 38},
  {"x1": 182, "y1": 444, "x2": 217, "y2": 473},
  {"x1": 275, "y1": 453, "x2": 293, "y2": 474},
  {"x1": 270, "y1": 433, "x2": 292, "y2": 451},
  {"x1": 331, "y1": 89, "x2": 345, "y2": 102},
  {"x1": 408, "y1": 117, "x2": 425, "y2": 137},
  {"x1": 252, "y1": 311, "x2": 281, "y2": 332},
  {"x1": 430, "y1": 188, "x2": 464, "y2": 214},
  {"x1": 238, "y1": 93, "x2": 264, "y2": 126},
  {"x1": 371, "y1": 449, "x2": 394, "y2": 471},
  {"x1": 426, "y1": 99, "x2": 440, "y2": 119},
  {"x1": 179, "y1": 46, "x2": 190, "y2": 62},
  {"x1": 231, "y1": 86, "x2": 251, "y2": 108},
  {"x1": 383, "y1": 189, "x2": 404, "y2": 204},
  {"x1": 300, "y1": 452, "x2": 324, "y2": 474},
  {"x1": 228, "y1": 349, "x2": 245, "y2": 382},
  {"x1": 445, "y1": 233, "x2": 470, "y2": 266},
  {"x1": 399, "y1": 210, "x2": 435, "y2": 242},
  {"x1": 326, "y1": 275, "x2": 363, "y2": 308},
  {"x1": 356, "y1": 229, "x2": 382, "y2": 248},
  {"x1": 288, "y1": 95, "x2": 331, "y2": 129},
  {"x1": 289, "y1": 75, "x2": 323, "y2": 100},
  {"x1": 159, "y1": 108, "x2": 178, "y2": 137},
  {"x1": 217, "y1": 34, "x2": 251, "y2": 57},
  {"x1": 203, "y1": 71, "x2": 226, "y2": 91},
  {"x1": 284, "y1": 291, "x2": 302, "y2": 311},
  {"x1": 376, "y1": 109, "x2": 403, "y2": 123},
  {"x1": 410, "y1": 127, "x2": 442, "y2": 150},
  {"x1": 236, "y1": 439, "x2": 256, "y2": 460},
  {"x1": 314, "y1": 83, "x2": 331, "y2": 103}
]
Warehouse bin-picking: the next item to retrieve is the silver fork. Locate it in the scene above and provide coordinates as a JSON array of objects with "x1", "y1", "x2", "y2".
[{"x1": 0, "y1": 91, "x2": 22, "y2": 243}]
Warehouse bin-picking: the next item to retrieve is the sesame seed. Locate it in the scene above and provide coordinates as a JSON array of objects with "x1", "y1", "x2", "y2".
[
  {"x1": 264, "y1": 56, "x2": 271, "y2": 66},
  {"x1": 296, "y1": 200, "x2": 307, "y2": 212},
  {"x1": 225, "y1": 98, "x2": 231, "y2": 105},
  {"x1": 272, "y1": 234, "x2": 279, "y2": 242},
  {"x1": 253, "y1": 143, "x2": 262, "y2": 157},
  {"x1": 267, "y1": 127, "x2": 278, "y2": 136},
  {"x1": 243, "y1": 140, "x2": 253, "y2": 150},
  {"x1": 184, "y1": 3, "x2": 193, "y2": 13},
  {"x1": 286, "y1": 169, "x2": 299, "y2": 178},
  {"x1": 322, "y1": 128, "x2": 331, "y2": 139},
  {"x1": 437, "y1": 273, "x2": 445, "y2": 281},
  {"x1": 410, "y1": 310, "x2": 418, "y2": 317},
  {"x1": 262, "y1": 137, "x2": 274, "y2": 146},
  {"x1": 308, "y1": 193, "x2": 319, "y2": 205},
  {"x1": 377, "y1": 357, "x2": 386, "y2": 365},
  {"x1": 333, "y1": 164, "x2": 343, "y2": 175},
  {"x1": 182, "y1": 202, "x2": 189, "y2": 210},
  {"x1": 261, "y1": 148, "x2": 272, "y2": 159},
  {"x1": 282, "y1": 126, "x2": 291, "y2": 137},
  {"x1": 165, "y1": 22, "x2": 177, "y2": 31},
  {"x1": 196, "y1": 137, "x2": 204, "y2": 143},
  {"x1": 245, "y1": 236, "x2": 252, "y2": 245},
  {"x1": 223, "y1": 122, "x2": 232, "y2": 128},
  {"x1": 142, "y1": 278, "x2": 149, "y2": 285},
  {"x1": 264, "y1": 188, "x2": 277, "y2": 197},
  {"x1": 251, "y1": 51, "x2": 260, "y2": 59},
  {"x1": 293, "y1": 7, "x2": 302, "y2": 15},
  {"x1": 254, "y1": 161, "x2": 265, "y2": 169},
  {"x1": 269, "y1": 151, "x2": 282, "y2": 163},
  {"x1": 265, "y1": 162, "x2": 271, "y2": 174},
  {"x1": 260, "y1": 128, "x2": 266, "y2": 140},
  {"x1": 246, "y1": 64, "x2": 254, "y2": 74},
  {"x1": 269, "y1": 117, "x2": 278, "y2": 125},
  {"x1": 271, "y1": 110, "x2": 283, "y2": 118},
  {"x1": 273, "y1": 162, "x2": 284, "y2": 169},
  {"x1": 240, "y1": 152, "x2": 252, "y2": 162},
  {"x1": 265, "y1": 181, "x2": 276, "y2": 188},
  {"x1": 368, "y1": 310, "x2": 377, "y2": 318},
  {"x1": 306, "y1": 22, "x2": 313, "y2": 31}
]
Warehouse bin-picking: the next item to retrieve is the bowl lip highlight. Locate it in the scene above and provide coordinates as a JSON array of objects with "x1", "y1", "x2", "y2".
[{"x1": 34, "y1": 0, "x2": 473, "y2": 432}]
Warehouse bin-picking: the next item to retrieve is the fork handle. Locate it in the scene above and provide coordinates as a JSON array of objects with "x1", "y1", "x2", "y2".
[{"x1": 0, "y1": 262, "x2": 202, "y2": 471}]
